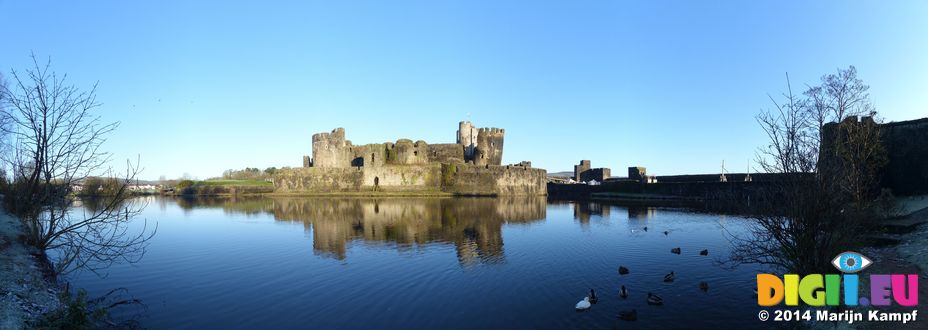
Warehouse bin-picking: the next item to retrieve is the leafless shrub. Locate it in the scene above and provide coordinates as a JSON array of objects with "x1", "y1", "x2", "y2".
[{"x1": 0, "y1": 54, "x2": 155, "y2": 276}]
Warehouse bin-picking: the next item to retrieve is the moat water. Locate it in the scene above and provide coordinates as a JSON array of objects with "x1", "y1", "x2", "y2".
[{"x1": 66, "y1": 196, "x2": 764, "y2": 328}]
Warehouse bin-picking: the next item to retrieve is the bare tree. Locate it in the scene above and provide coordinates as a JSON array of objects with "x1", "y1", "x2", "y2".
[
  {"x1": 0, "y1": 54, "x2": 155, "y2": 276},
  {"x1": 729, "y1": 67, "x2": 886, "y2": 275}
]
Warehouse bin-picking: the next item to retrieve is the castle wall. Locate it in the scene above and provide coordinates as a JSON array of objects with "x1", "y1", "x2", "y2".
[
  {"x1": 391, "y1": 139, "x2": 430, "y2": 165},
  {"x1": 273, "y1": 167, "x2": 365, "y2": 193},
  {"x1": 273, "y1": 163, "x2": 546, "y2": 195},
  {"x1": 474, "y1": 128, "x2": 504, "y2": 166},
  {"x1": 820, "y1": 116, "x2": 928, "y2": 196},
  {"x1": 574, "y1": 160, "x2": 591, "y2": 181},
  {"x1": 442, "y1": 164, "x2": 547, "y2": 195},
  {"x1": 428, "y1": 143, "x2": 465, "y2": 164},
  {"x1": 880, "y1": 118, "x2": 928, "y2": 195},
  {"x1": 361, "y1": 164, "x2": 441, "y2": 191},
  {"x1": 311, "y1": 128, "x2": 353, "y2": 168},
  {"x1": 350, "y1": 143, "x2": 387, "y2": 167}
]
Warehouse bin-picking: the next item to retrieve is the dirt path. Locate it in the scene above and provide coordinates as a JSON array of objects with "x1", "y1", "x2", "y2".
[{"x1": 0, "y1": 211, "x2": 61, "y2": 329}]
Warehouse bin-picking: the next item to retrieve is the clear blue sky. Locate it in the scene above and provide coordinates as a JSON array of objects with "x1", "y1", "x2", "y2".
[{"x1": 2, "y1": 1, "x2": 926, "y2": 180}]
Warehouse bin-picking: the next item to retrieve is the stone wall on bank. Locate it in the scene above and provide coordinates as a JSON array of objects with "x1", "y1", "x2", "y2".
[{"x1": 273, "y1": 163, "x2": 547, "y2": 195}]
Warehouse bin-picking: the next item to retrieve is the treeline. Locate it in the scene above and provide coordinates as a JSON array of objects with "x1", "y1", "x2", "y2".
[
  {"x1": 79, "y1": 177, "x2": 125, "y2": 197},
  {"x1": 217, "y1": 167, "x2": 279, "y2": 180}
]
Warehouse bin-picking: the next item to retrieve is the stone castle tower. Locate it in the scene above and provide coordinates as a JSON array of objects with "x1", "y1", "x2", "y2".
[
  {"x1": 457, "y1": 121, "x2": 479, "y2": 159},
  {"x1": 474, "y1": 127, "x2": 504, "y2": 166}
]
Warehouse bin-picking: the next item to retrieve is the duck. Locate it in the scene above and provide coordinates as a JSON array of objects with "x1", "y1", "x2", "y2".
[
  {"x1": 618, "y1": 309, "x2": 638, "y2": 321},
  {"x1": 575, "y1": 297, "x2": 591, "y2": 311},
  {"x1": 643, "y1": 226, "x2": 648, "y2": 232},
  {"x1": 699, "y1": 281, "x2": 709, "y2": 292},
  {"x1": 619, "y1": 285, "x2": 628, "y2": 298},
  {"x1": 663, "y1": 231, "x2": 669, "y2": 235},
  {"x1": 588, "y1": 289, "x2": 598, "y2": 304},
  {"x1": 699, "y1": 249, "x2": 709, "y2": 256},
  {"x1": 647, "y1": 292, "x2": 664, "y2": 305},
  {"x1": 671, "y1": 247, "x2": 681, "y2": 254},
  {"x1": 663, "y1": 271, "x2": 675, "y2": 282},
  {"x1": 618, "y1": 266, "x2": 630, "y2": 275}
]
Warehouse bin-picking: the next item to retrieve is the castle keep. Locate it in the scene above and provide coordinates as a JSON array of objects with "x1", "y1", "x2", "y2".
[{"x1": 275, "y1": 121, "x2": 546, "y2": 195}]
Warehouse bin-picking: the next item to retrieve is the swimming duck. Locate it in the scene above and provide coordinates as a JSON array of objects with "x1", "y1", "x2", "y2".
[
  {"x1": 699, "y1": 281, "x2": 709, "y2": 292},
  {"x1": 620, "y1": 285, "x2": 628, "y2": 298},
  {"x1": 575, "y1": 297, "x2": 591, "y2": 311},
  {"x1": 647, "y1": 292, "x2": 664, "y2": 305},
  {"x1": 618, "y1": 266, "x2": 629, "y2": 275},
  {"x1": 588, "y1": 289, "x2": 598, "y2": 303},
  {"x1": 663, "y1": 231, "x2": 669, "y2": 235},
  {"x1": 699, "y1": 249, "x2": 709, "y2": 256},
  {"x1": 671, "y1": 247, "x2": 681, "y2": 254},
  {"x1": 643, "y1": 226, "x2": 648, "y2": 232},
  {"x1": 618, "y1": 309, "x2": 638, "y2": 321},
  {"x1": 663, "y1": 271, "x2": 675, "y2": 282}
]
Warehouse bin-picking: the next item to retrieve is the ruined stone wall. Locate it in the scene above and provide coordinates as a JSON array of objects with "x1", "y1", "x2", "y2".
[
  {"x1": 474, "y1": 128, "x2": 504, "y2": 166},
  {"x1": 274, "y1": 163, "x2": 546, "y2": 195},
  {"x1": 361, "y1": 164, "x2": 441, "y2": 192},
  {"x1": 391, "y1": 139, "x2": 430, "y2": 165},
  {"x1": 580, "y1": 168, "x2": 611, "y2": 182},
  {"x1": 428, "y1": 143, "x2": 466, "y2": 164},
  {"x1": 274, "y1": 165, "x2": 441, "y2": 193},
  {"x1": 273, "y1": 167, "x2": 364, "y2": 193},
  {"x1": 350, "y1": 143, "x2": 387, "y2": 167},
  {"x1": 311, "y1": 128, "x2": 353, "y2": 168},
  {"x1": 443, "y1": 164, "x2": 547, "y2": 195},
  {"x1": 574, "y1": 160, "x2": 591, "y2": 181}
]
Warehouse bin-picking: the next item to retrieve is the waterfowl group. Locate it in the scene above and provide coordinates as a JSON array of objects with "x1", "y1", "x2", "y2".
[
  {"x1": 575, "y1": 288, "x2": 599, "y2": 311},
  {"x1": 570, "y1": 227, "x2": 717, "y2": 323}
]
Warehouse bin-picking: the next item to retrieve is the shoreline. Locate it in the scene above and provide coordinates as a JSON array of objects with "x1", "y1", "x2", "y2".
[{"x1": 0, "y1": 211, "x2": 61, "y2": 329}]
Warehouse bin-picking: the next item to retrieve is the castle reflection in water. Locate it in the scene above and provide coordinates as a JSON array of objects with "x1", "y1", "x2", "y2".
[{"x1": 172, "y1": 196, "x2": 656, "y2": 265}]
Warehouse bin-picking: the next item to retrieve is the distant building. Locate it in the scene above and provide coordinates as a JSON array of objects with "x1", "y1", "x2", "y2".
[{"x1": 574, "y1": 160, "x2": 610, "y2": 182}]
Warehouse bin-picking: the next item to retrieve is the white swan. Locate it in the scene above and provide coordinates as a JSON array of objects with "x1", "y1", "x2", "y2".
[{"x1": 575, "y1": 297, "x2": 591, "y2": 310}]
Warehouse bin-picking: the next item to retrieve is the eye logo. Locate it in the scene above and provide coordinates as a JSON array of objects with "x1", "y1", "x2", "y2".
[{"x1": 831, "y1": 251, "x2": 872, "y2": 273}]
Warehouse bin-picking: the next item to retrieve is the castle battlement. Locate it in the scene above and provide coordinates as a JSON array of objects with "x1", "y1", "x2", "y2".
[{"x1": 305, "y1": 122, "x2": 506, "y2": 169}]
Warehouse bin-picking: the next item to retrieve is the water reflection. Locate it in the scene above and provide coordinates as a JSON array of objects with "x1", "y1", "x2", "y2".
[{"x1": 175, "y1": 196, "x2": 546, "y2": 265}]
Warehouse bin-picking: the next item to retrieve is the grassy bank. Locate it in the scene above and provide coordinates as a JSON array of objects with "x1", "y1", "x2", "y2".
[{"x1": 175, "y1": 179, "x2": 275, "y2": 196}]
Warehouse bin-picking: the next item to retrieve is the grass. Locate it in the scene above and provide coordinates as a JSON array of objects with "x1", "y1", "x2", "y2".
[{"x1": 196, "y1": 179, "x2": 273, "y2": 187}]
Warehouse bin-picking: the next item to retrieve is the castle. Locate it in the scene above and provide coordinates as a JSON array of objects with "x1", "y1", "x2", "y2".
[
  {"x1": 273, "y1": 121, "x2": 547, "y2": 195},
  {"x1": 304, "y1": 121, "x2": 505, "y2": 169}
]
